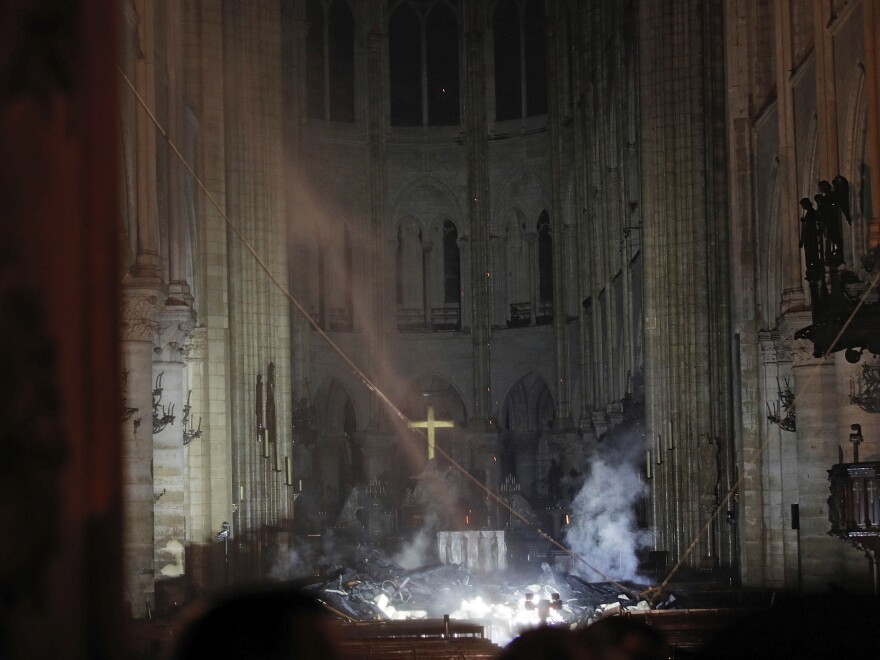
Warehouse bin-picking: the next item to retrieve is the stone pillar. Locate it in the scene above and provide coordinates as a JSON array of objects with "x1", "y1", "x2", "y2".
[
  {"x1": 221, "y1": 0, "x2": 290, "y2": 564},
  {"x1": 162, "y1": 0, "x2": 192, "y2": 305},
  {"x1": 784, "y1": 321, "x2": 844, "y2": 589},
  {"x1": 364, "y1": 1, "x2": 390, "y2": 430},
  {"x1": 863, "y1": 0, "x2": 880, "y2": 248},
  {"x1": 546, "y1": 0, "x2": 571, "y2": 425},
  {"x1": 640, "y1": 0, "x2": 734, "y2": 567},
  {"x1": 183, "y1": 327, "x2": 209, "y2": 544},
  {"x1": 120, "y1": 289, "x2": 162, "y2": 618},
  {"x1": 462, "y1": 2, "x2": 492, "y2": 423},
  {"x1": 153, "y1": 306, "x2": 195, "y2": 583},
  {"x1": 773, "y1": 0, "x2": 806, "y2": 307},
  {"x1": 131, "y1": 0, "x2": 161, "y2": 280}
]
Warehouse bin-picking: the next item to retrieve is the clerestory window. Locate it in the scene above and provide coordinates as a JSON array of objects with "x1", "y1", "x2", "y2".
[
  {"x1": 306, "y1": 0, "x2": 355, "y2": 122},
  {"x1": 389, "y1": 1, "x2": 460, "y2": 127}
]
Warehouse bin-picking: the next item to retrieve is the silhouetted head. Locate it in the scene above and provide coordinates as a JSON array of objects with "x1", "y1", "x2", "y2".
[
  {"x1": 500, "y1": 626, "x2": 590, "y2": 660},
  {"x1": 577, "y1": 616, "x2": 670, "y2": 660},
  {"x1": 799, "y1": 197, "x2": 813, "y2": 210},
  {"x1": 162, "y1": 585, "x2": 340, "y2": 660}
]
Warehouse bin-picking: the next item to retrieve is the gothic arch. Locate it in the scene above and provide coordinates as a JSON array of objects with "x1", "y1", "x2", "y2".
[
  {"x1": 401, "y1": 372, "x2": 468, "y2": 422},
  {"x1": 498, "y1": 372, "x2": 555, "y2": 431},
  {"x1": 388, "y1": 176, "x2": 464, "y2": 242},
  {"x1": 492, "y1": 167, "x2": 548, "y2": 234},
  {"x1": 426, "y1": 218, "x2": 462, "y2": 330},
  {"x1": 312, "y1": 377, "x2": 359, "y2": 435},
  {"x1": 394, "y1": 215, "x2": 425, "y2": 327}
]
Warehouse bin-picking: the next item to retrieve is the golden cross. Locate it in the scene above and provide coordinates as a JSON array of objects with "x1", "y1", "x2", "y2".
[{"x1": 407, "y1": 405, "x2": 454, "y2": 460}]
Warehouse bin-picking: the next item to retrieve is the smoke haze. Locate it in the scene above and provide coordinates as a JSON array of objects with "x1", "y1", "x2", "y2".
[{"x1": 564, "y1": 442, "x2": 649, "y2": 583}]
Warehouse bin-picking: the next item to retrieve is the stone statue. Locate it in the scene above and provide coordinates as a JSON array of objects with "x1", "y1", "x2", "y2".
[
  {"x1": 831, "y1": 175, "x2": 852, "y2": 225},
  {"x1": 799, "y1": 197, "x2": 824, "y2": 282}
]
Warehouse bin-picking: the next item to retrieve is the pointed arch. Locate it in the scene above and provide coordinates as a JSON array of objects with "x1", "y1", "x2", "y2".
[
  {"x1": 313, "y1": 378, "x2": 359, "y2": 435},
  {"x1": 499, "y1": 372, "x2": 555, "y2": 432},
  {"x1": 492, "y1": 168, "x2": 549, "y2": 233},
  {"x1": 395, "y1": 216, "x2": 425, "y2": 329},
  {"x1": 389, "y1": 176, "x2": 464, "y2": 242},
  {"x1": 402, "y1": 373, "x2": 468, "y2": 423},
  {"x1": 536, "y1": 209, "x2": 553, "y2": 322}
]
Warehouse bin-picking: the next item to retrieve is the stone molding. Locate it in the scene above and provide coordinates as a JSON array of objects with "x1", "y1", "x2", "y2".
[{"x1": 759, "y1": 330, "x2": 789, "y2": 365}]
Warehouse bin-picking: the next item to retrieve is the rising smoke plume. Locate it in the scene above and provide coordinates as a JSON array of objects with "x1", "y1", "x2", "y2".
[{"x1": 564, "y1": 440, "x2": 650, "y2": 583}]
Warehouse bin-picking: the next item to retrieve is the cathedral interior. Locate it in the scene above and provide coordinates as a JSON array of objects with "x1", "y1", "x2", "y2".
[{"x1": 3, "y1": 0, "x2": 880, "y2": 657}]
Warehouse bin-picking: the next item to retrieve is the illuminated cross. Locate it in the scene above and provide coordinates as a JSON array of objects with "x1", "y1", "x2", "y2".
[{"x1": 407, "y1": 405, "x2": 454, "y2": 460}]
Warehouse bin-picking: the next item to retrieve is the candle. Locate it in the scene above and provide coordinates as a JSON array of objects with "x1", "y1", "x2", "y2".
[{"x1": 239, "y1": 485, "x2": 244, "y2": 502}]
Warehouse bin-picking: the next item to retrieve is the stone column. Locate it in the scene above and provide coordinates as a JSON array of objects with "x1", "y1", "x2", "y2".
[
  {"x1": 152, "y1": 306, "x2": 195, "y2": 583},
  {"x1": 162, "y1": 0, "x2": 192, "y2": 305},
  {"x1": 546, "y1": 0, "x2": 571, "y2": 425},
  {"x1": 131, "y1": 0, "x2": 161, "y2": 280},
  {"x1": 120, "y1": 289, "x2": 162, "y2": 618},
  {"x1": 640, "y1": 0, "x2": 734, "y2": 567},
  {"x1": 773, "y1": 0, "x2": 806, "y2": 307},
  {"x1": 183, "y1": 327, "x2": 209, "y2": 543},
  {"x1": 863, "y1": 0, "x2": 880, "y2": 247},
  {"x1": 364, "y1": 1, "x2": 390, "y2": 430},
  {"x1": 462, "y1": 2, "x2": 492, "y2": 424},
  {"x1": 784, "y1": 320, "x2": 844, "y2": 590}
]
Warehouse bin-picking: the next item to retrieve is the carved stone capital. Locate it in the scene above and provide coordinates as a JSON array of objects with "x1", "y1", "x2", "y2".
[
  {"x1": 155, "y1": 305, "x2": 197, "y2": 361},
  {"x1": 120, "y1": 291, "x2": 163, "y2": 343}
]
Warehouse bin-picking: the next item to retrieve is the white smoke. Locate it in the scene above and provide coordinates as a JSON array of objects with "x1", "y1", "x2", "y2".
[
  {"x1": 268, "y1": 529, "x2": 346, "y2": 580},
  {"x1": 564, "y1": 452, "x2": 649, "y2": 583},
  {"x1": 393, "y1": 528, "x2": 434, "y2": 569}
]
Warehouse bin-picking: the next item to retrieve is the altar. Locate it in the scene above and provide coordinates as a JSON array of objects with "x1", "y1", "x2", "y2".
[{"x1": 436, "y1": 530, "x2": 507, "y2": 573}]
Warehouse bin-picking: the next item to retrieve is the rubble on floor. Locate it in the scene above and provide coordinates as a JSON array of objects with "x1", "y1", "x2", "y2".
[{"x1": 300, "y1": 547, "x2": 675, "y2": 646}]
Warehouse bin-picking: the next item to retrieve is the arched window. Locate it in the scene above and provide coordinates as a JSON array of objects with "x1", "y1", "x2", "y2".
[
  {"x1": 432, "y1": 219, "x2": 461, "y2": 331},
  {"x1": 390, "y1": 1, "x2": 460, "y2": 127},
  {"x1": 389, "y1": 3, "x2": 421, "y2": 126},
  {"x1": 537, "y1": 210, "x2": 553, "y2": 323},
  {"x1": 493, "y1": 0, "x2": 546, "y2": 121},
  {"x1": 426, "y1": 4, "x2": 459, "y2": 126},
  {"x1": 306, "y1": 0, "x2": 355, "y2": 122},
  {"x1": 396, "y1": 221, "x2": 425, "y2": 330},
  {"x1": 442, "y1": 220, "x2": 460, "y2": 304}
]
